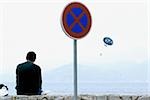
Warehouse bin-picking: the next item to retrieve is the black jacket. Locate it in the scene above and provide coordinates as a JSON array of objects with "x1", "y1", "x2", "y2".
[{"x1": 16, "y1": 61, "x2": 42, "y2": 95}]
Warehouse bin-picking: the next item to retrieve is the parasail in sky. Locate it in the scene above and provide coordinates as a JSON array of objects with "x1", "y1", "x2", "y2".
[{"x1": 103, "y1": 37, "x2": 113, "y2": 46}]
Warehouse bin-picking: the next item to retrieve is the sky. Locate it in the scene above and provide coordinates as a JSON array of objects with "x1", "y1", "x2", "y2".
[{"x1": 0, "y1": 0, "x2": 149, "y2": 85}]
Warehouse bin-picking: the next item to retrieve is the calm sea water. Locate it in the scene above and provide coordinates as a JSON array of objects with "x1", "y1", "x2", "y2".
[{"x1": 2, "y1": 82, "x2": 149, "y2": 95}]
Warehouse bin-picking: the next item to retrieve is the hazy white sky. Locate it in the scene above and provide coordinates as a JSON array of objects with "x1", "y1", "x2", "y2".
[{"x1": 0, "y1": 0, "x2": 149, "y2": 83}]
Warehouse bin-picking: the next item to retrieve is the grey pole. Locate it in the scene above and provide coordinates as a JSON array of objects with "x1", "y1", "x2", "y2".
[{"x1": 73, "y1": 39, "x2": 77, "y2": 100}]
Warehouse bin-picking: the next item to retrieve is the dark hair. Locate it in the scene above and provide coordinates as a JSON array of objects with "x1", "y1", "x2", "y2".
[{"x1": 26, "y1": 51, "x2": 36, "y2": 62}]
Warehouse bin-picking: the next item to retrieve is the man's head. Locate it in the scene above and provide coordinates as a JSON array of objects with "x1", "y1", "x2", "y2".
[{"x1": 26, "y1": 51, "x2": 36, "y2": 62}]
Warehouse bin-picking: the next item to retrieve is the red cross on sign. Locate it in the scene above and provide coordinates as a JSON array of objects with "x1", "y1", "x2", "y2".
[{"x1": 62, "y1": 2, "x2": 92, "y2": 39}]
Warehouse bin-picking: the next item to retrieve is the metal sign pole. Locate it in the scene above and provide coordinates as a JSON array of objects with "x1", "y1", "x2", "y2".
[
  {"x1": 62, "y1": 2, "x2": 91, "y2": 100},
  {"x1": 73, "y1": 39, "x2": 77, "y2": 100}
]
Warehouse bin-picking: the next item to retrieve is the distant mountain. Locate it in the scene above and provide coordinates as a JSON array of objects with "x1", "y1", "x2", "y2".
[
  {"x1": 0, "y1": 62, "x2": 148, "y2": 95},
  {"x1": 0, "y1": 62, "x2": 147, "y2": 83},
  {"x1": 43, "y1": 62, "x2": 148, "y2": 83}
]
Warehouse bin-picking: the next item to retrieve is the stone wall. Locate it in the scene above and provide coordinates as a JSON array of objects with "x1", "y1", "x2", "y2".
[{"x1": 0, "y1": 95, "x2": 150, "y2": 100}]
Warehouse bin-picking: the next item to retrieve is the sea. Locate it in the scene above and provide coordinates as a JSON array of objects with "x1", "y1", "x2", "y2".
[{"x1": 2, "y1": 82, "x2": 150, "y2": 95}]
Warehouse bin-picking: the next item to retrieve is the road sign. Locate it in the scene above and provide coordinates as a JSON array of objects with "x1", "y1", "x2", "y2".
[
  {"x1": 62, "y1": 2, "x2": 92, "y2": 39},
  {"x1": 61, "y1": 2, "x2": 92, "y2": 100}
]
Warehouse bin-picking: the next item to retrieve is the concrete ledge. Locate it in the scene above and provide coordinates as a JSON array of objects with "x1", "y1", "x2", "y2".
[{"x1": 0, "y1": 95, "x2": 150, "y2": 100}]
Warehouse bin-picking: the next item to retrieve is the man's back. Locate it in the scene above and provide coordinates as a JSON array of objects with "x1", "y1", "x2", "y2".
[{"x1": 16, "y1": 61, "x2": 42, "y2": 95}]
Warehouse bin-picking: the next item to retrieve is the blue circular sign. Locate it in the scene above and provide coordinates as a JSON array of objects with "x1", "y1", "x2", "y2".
[{"x1": 62, "y1": 2, "x2": 92, "y2": 39}]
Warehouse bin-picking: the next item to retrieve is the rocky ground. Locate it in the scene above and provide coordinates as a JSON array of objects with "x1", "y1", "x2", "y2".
[{"x1": 0, "y1": 95, "x2": 150, "y2": 100}]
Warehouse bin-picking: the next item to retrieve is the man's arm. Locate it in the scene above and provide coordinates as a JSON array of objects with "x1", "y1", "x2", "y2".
[
  {"x1": 16, "y1": 65, "x2": 19, "y2": 90},
  {"x1": 38, "y1": 67, "x2": 42, "y2": 90}
]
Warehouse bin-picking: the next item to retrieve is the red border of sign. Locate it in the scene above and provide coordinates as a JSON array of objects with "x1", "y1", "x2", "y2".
[{"x1": 62, "y1": 2, "x2": 92, "y2": 39}]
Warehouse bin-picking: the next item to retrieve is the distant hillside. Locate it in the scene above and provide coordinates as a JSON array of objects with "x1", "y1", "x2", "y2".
[
  {"x1": 43, "y1": 62, "x2": 148, "y2": 83},
  {"x1": 0, "y1": 62, "x2": 148, "y2": 95}
]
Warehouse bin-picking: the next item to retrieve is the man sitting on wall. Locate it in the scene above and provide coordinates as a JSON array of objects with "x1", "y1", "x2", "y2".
[{"x1": 16, "y1": 51, "x2": 42, "y2": 95}]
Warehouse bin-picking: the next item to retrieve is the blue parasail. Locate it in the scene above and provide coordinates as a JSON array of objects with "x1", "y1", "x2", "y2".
[{"x1": 103, "y1": 37, "x2": 113, "y2": 46}]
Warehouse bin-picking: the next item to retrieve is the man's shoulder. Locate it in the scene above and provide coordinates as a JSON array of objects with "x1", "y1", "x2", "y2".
[
  {"x1": 17, "y1": 62, "x2": 41, "y2": 70},
  {"x1": 17, "y1": 62, "x2": 28, "y2": 67},
  {"x1": 16, "y1": 62, "x2": 28, "y2": 71},
  {"x1": 17, "y1": 62, "x2": 26, "y2": 67},
  {"x1": 33, "y1": 64, "x2": 41, "y2": 70}
]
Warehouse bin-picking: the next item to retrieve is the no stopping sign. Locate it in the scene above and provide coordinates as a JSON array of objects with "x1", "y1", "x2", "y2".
[{"x1": 61, "y1": 2, "x2": 92, "y2": 39}]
